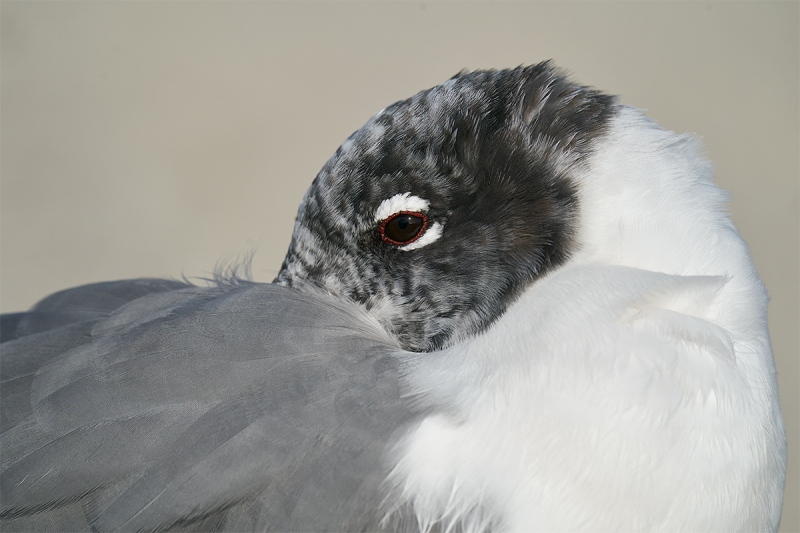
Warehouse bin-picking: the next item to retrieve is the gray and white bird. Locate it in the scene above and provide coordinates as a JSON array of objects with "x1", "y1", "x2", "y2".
[{"x1": 0, "y1": 63, "x2": 787, "y2": 532}]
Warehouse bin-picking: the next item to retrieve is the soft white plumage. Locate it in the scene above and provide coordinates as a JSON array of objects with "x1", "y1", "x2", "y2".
[{"x1": 387, "y1": 107, "x2": 786, "y2": 531}]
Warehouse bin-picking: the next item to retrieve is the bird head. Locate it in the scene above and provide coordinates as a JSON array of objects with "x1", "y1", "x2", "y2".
[{"x1": 275, "y1": 63, "x2": 616, "y2": 352}]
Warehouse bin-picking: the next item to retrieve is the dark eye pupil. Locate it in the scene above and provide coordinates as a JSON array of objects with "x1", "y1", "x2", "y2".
[{"x1": 382, "y1": 213, "x2": 426, "y2": 244}]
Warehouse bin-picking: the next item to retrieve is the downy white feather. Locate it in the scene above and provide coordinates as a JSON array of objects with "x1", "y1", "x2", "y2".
[{"x1": 386, "y1": 107, "x2": 786, "y2": 532}]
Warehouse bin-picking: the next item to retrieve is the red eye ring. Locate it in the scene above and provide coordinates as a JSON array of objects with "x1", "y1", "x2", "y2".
[{"x1": 379, "y1": 211, "x2": 429, "y2": 246}]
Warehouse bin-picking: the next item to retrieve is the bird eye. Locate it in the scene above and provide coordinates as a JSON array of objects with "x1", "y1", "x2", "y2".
[{"x1": 379, "y1": 211, "x2": 428, "y2": 245}]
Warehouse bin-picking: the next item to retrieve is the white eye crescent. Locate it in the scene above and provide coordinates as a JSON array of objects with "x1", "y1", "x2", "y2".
[{"x1": 374, "y1": 193, "x2": 444, "y2": 251}]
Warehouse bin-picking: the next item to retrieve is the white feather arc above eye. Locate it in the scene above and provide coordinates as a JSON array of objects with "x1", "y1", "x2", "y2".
[
  {"x1": 374, "y1": 192, "x2": 444, "y2": 251},
  {"x1": 373, "y1": 192, "x2": 430, "y2": 222}
]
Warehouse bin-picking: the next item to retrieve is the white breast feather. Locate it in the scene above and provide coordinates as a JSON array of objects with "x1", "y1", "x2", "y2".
[{"x1": 384, "y1": 107, "x2": 787, "y2": 532}]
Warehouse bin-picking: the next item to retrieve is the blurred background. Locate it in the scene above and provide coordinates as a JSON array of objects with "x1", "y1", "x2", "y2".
[{"x1": 1, "y1": 2, "x2": 797, "y2": 530}]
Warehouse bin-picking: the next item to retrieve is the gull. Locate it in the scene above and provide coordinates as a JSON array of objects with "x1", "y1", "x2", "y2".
[{"x1": 0, "y1": 62, "x2": 787, "y2": 532}]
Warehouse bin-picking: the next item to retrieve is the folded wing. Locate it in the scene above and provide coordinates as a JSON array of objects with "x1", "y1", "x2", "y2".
[{"x1": 1, "y1": 280, "x2": 415, "y2": 532}]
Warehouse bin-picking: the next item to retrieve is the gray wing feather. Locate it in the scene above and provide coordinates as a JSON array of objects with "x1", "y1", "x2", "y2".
[
  {"x1": 1, "y1": 278, "x2": 191, "y2": 341},
  {"x1": 1, "y1": 281, "x2": 416, "y2": 532}
]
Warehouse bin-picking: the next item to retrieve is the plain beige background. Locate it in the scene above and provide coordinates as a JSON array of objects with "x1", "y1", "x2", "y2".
[{"x1": 1, "y1": 1, "x2": 797, "y2": 530}]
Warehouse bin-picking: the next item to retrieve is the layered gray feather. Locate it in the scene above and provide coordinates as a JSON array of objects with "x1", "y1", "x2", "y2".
[{"x1": 1, "y1": 280, "x2": 415, "y2": 531}]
